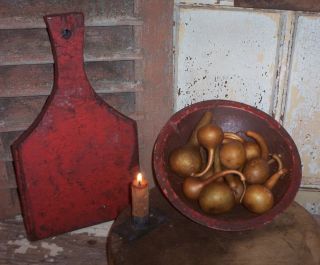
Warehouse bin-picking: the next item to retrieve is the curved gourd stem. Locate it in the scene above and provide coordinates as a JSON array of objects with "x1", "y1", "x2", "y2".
[
  {"x1": 187, "y1": 112, "x2": 213, "y2": 146},
  {"x1": 212, "y1": 145, "x2": 224, "y2": 182},
  {"x1": 183, "y1": 170, "x2": 246, "y2": 200},
  {"x1": 245, "y1": 130, "x2": 269, "y2": 160},
  {"x1": 214, "y1": 145, "x2": 222, "y2": 173},
  {"x1": 233, "y1": 173, "x2": 246, "y2": 203},
  {"x1": 223, "y1": 132, "x2": 245, "y2": 144},
  {"x1": 191, "y1": 149, "x2": 214, "y2": 177},
  {"x1": 224, "y1": 174, "x2": 244, "y2": 203},
  {"x1": 201, "y1": 166, "x2": 216, "y2": 180},
  {"x1": 205, "y1": 170, "x2": 246, "y2": 203},
  {"x1": 271, "y1": 154, "x2": 283, "y2": 170},
  {"x1": 225, "y1": 174, "x2": 236, "y2": 187},
  {"x1": 264, "y1": 168, "x2": 288, "y2": 190},
  {"x1": 268, "y1": 158, "x2": 275, "y2": 165}
]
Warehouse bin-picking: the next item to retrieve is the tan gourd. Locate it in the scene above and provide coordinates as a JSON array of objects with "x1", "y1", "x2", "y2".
[
  {"x1": 220, "y1": 140, "x2": 246, "y2": 170},
  {"x1": 244, "y1": 141, "x2": 261, "y2": 161},
  {"x1": 243, "y1": 158, "x2": 270, "y2": 184},
  {"x1": 245, "y1": 130, "x2": 269, "y2": 160},
  {"x1": 243, "y1": 154, "x2": 287, "y2": 214},
  {"x1": 225, "y1": 174, "x2": 245, "y2": 204},
  {"x1": 198, "y1": 171, "x2": 247, "y2": 214},
  {"x1": 191, "y1": 124, "x2": 224, "y2": 177},
  {"x1": 218, "y1": 140, "x2": 246, "y2": 204},
  {"x1": 169, "y1": 112, "x2": 212, "y2": 177}
]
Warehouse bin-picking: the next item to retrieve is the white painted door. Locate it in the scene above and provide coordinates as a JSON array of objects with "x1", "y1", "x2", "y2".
[{"x1": 174, "y1": 1, "x2": 320, "y2": 205}]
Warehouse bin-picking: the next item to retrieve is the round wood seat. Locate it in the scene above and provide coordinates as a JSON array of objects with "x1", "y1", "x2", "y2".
[{"x1": 107, "y1": 188, "x2": 320, "y2": 265}]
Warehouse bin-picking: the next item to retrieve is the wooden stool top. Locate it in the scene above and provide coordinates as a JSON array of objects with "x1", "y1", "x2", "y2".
[{"x1": 107, "y1": 188, "x2": 320, "y2": 265}]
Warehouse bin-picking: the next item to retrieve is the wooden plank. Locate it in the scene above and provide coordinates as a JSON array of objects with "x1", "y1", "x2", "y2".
[
  {"x1": 0, "y1": 0, "x2": 138, "y2": 29},
  {"x1": 138, "y1": 0, "x2": 174, "y2": 185},
  {"x1": 0, "y1": 93, "x2": 136, "y2": 132},
  {"x1": 0, "y1": 217, "x2": 108, "y2": 264},
  {"x1": 0, "y1": 160, "x2": 20, "y2": 218},
  {"x1": 0, "y1": 189, "x2": 20, "y2": 219},
  {"x1": 10, "y1": 12, "x2": 139, "y2": 240},
  {"x1": 0, "y1": 138, "x2": 11, "y2": 186},
  {"x1": 0, "y1": 131, "x2": 23, "y2": 161},
  {"x1": 235, "y1": 0, "x2": 320, "y2": 12},
  {"x1": 0, "y1": 161, "x2": 16, "y2": 188},
  {"x1": 0, "y1": 61, "x2": 142, "y2": 97},
  {"x1": 0, "y1": 17, "x2": 143, "y2": 29},
  {"x1": 0, "y1": 160, "x2": 9, "y2": 183},
  {"x1": 0, "y1": 27, "x2": 141, "y2": 66},
  {"x1": 0, "y1": 96, "x2": 46, "y2": 133}
]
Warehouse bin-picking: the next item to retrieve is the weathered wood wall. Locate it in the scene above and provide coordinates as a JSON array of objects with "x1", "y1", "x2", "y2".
[{"x1": 0, "y1": 0, "x2": 174, "y2": 219}]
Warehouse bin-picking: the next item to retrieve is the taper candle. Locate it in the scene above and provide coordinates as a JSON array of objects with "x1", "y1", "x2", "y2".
[{"x1": 131, "y1": 173, "x2": 149, "y2": 224}]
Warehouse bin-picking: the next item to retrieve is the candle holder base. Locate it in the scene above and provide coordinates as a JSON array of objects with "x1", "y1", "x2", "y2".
[
  {"x1": 112, "y1": 208, "x2": 168, "y2": 242},
  {"x1": 133, "y1": 216, "x2": 149, "y2": 230}
]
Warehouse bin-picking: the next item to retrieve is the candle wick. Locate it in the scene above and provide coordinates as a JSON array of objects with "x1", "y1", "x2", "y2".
[{"x1": 138, "y1": 180, "x2": 141, "y2": 186}]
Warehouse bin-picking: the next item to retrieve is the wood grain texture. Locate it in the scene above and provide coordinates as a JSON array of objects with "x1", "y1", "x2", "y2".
[
  {"x1": 0, "y1": 1, "x2": 142, "y2": 221},
  {"x1": 0, "y1": 26, "x2": 140, "y2": 66},
  {"x1": 0, "y1": 93, "x2": 136, "y2": 132},
  {"x1": 137, "y1": 0, "x2": 174, "y2": 185},
  {"x1": 1, "y1": 131, "x2": 23, "y2": 161},
  {"x1": 0, "y1": 61, "x2": 140, "y2": 97},
  {"x1": 0, "y1": 159, "x2": 15, "y2": 187},
  {"x1": 11, "y1": 13, "x2": 139, "y2": 240},
  {"x1": 108, "y1": 188, "x2": 320, "y2": 265},
  {"x1": 0, "y1": 189, "x2": 20, "y2": 219},
  {"x1": 0, "y1": 217, "x2": 107, "y2": 265},
  {"x1": 235, "y1": 0, "x2": 320, "y2": 12},
  {"x1": 0, "y1": 0, "x2": 138, "y2": 29},
  {"x1": 0, "y1": 160, "x2": 16, "y2": 187}
]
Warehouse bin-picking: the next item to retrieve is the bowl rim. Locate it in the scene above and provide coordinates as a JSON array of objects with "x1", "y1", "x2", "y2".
[{"x1": 153, "y1": 99, "x2": 302, "y2": 231}]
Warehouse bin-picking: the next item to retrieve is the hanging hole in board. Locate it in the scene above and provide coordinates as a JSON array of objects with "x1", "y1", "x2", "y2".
[{"x1": 62, "y1": 29, "x2": 72, "y2": 39}]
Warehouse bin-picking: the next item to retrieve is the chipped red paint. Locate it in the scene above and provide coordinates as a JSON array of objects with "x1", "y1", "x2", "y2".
[
  {"x1": 11, "y1": 13, "x2": 139, "y2": 240},
  {"x1": 153, "y1": 100, "x2": 301, "y2": 231}
]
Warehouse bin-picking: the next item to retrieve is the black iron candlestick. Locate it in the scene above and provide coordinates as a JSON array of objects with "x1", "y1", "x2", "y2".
[{"x1": 114, "y1": 208, "x2": 167, "y2": 241}]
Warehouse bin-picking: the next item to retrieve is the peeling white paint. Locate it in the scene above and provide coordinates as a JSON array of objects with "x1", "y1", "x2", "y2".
[
  {"x1": 7, "y1": 238, "x2": 38, "y2": 254},
  {"x1": 174, "y1": 3, "x2": 320, "y2": 190},
  {"x1": 15, "y1": 215, "x2": 23, "y2": 221},
  {"x1": 69, "y1": 221, "x2": 113, "y2": 237},
  {"x1": 284, "y1": 15, "x2": 320, "y2": 187},
  {"x1": 40, "y1": 242, "x2": 63, "y2": 257},
  {"x1": 271, "y1": 11, "x2": 296, "y2": 122},
  {"x1": 175, "y1": 7, "x2": 281, "y2": 113}
]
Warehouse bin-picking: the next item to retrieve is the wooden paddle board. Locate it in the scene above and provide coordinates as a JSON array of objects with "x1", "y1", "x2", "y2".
[{"x1": 11, "y1": 12, "x2": 139, "y2": 240}]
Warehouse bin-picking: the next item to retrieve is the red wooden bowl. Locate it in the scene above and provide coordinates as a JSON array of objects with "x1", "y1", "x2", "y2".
[{"x1": 153, "y1": 100, "x2": 301, "y2": 231}]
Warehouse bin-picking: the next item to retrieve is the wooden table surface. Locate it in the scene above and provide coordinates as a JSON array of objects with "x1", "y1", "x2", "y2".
[
  {"x1": 1, "y1": 188, "x2": 320, "y2": 265},
  {"x1": 0, "y1": 215, "x2": 109, "y2": 265},
  {"x1": 107, "y1": 188, "x2": 320, "y2": 265}
]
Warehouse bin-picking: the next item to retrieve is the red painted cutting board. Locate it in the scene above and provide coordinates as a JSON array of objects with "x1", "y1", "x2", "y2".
[{"x1": 11, "y1": 12, "x2": 139, "y2": 240}]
